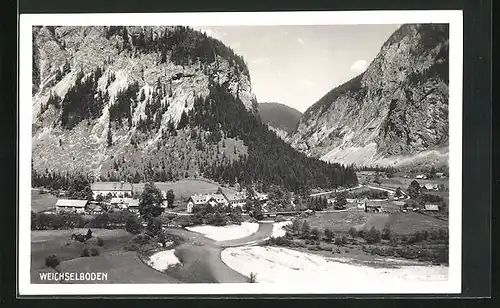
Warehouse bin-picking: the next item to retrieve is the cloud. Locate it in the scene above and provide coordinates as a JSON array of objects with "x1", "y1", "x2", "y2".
[
  {"x1": 350, "y1": 60, "x2": 368, "y2": 73},
  {"x1": 199, "y1": 28, "x2": 227, "y2": 40},
  {"x1": 297, "y1": 37, "x2": 305, "y2": 46}
]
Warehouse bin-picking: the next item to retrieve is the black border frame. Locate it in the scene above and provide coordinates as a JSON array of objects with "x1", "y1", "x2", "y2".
[{"x1": 2, "y1": 0, "x2": 492, "y2": 303}]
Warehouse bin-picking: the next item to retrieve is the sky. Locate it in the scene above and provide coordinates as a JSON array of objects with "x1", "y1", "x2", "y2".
[{"x1": 194, "y1": 25, "x2": 401, "y2": 113}]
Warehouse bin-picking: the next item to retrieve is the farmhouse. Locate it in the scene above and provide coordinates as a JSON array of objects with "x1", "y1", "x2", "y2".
[
  {"x1": 224, "y1": 191, "x2": 247, "y2": 207},
  {"x1": 55, "y1": 199, "x2": 88, "y2": 214},
  {"x1": 186, "y1": 193, "x2": 229, "y2": 213},
  {"x1": 91, "y1": 181, "x2": 133, "y2": 199},
  {"x1": 255, "y1": 193, "x2": 269, "y2": 202},
  {"x1": 110, "y1": 197, "x2": 135, "y2": 209},
  {"x1": 423, "y1": 183, "x2": 439, "y2": 191},
  {"x1": 365, "y1": 203, "x2": 382, "y2": 213},
  {"x1": 416, "y1": 174, "x2": 428, "y2": 180},
  {"x1": 425, "y1": 204, "x2": 440, "y2": 212}
]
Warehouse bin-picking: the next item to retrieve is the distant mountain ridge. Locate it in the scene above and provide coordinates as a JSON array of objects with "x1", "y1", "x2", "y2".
[
  {"x1": 289, "y1": 24, "x2": 449, "y2": 170},
  {"x1": 258, "y1": 102, "x2": 302, "y2": 139}
]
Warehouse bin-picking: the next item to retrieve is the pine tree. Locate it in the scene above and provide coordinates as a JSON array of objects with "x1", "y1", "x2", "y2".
[{"x1": 107, "y1": 121, "x2": 113, "y2": 147}]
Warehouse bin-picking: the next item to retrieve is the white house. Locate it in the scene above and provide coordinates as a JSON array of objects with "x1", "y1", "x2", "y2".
[
  {"x1": 223, "y1": 191, "x2": 247, "y2": 207},
  {"x1": 423, "y1": 183, "x2": 439, "y2": 190},
  {"x1": 55, "y1": 199, "x2": 88, "y2": 214},
  {"x1": 425, "y1": 204, "x2": 440, "y2": 212},
  {"x1": 109, "y1": 197, "x2": 135, "y2": 209},
  {"x1": 255, "y1": 193, "x2": 269, "y2": 202},
  {"x1": 91, "y1": 181, "x2": 134, "y2": 199},
  {"x1": 416, "y1": 174, "x2": 428, "y2": 180},
  {"x1": 186, "y1": 193, "x2": 229, "y2": 213}
]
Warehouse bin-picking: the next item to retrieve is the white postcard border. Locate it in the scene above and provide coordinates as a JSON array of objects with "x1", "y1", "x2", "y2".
[{"x1": 19, "y1": 10, "x2": 463, "y2": 295}]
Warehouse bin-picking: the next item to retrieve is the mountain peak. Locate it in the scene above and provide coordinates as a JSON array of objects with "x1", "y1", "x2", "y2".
[{"x1": 289, "y1": 24, "x2": 449, "y2": 169}]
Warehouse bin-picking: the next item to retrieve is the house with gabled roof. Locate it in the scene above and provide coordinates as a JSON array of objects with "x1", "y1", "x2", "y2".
[
  {"x1": 91, "y1": 181, "x2": 133, "y2": 199},
  {"x1": 223, "y1": 191, "x2": 247, "y2": 208},
  {"x1": 186, "y1": 193, "x2": 229, "y2": 213},
  {"x1": 55, "y1": 199, "x2": 88, "y2": 214}
]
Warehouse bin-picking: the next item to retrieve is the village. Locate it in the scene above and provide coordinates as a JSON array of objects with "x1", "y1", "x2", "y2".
[{"x1": 35, "y1": 168, "x2": 448, "y2": 220}]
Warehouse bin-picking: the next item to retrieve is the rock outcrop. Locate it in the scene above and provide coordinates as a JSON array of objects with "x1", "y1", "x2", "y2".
[
  {"x1": 289, "y1": 24, "x2": 449, "y2": 169},
  {"x1": 31, "y1": 26, "x2": 257, "y2": 177}
]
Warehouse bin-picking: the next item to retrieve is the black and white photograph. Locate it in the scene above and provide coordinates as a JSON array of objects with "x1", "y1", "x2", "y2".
[{"x1": 19, "y1": 11, "x2": 463, "y2": 295}]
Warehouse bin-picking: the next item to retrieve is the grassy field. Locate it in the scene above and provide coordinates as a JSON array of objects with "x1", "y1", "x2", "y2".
[
  {"x1": 387, "y1": 212, "x2": 448, "y2": 235},
  {"x1": 30, "y1": 228, "x2": 182, "y2": 283},
  {"x1": 304, "y1": 208, "x2": 448, "y2": 235},
  {"x1": 357, "y1": 174, "x2": 449, "y2": 191},
  {"x1": 131, "y1": 179, "x2": 238, "y2": 201},
  {"x1": 306, "y1": 211, "x2": 370, "y2": 232},
  {"x1": 31, "y1": 190, "x2": 58, "y2": 213}
]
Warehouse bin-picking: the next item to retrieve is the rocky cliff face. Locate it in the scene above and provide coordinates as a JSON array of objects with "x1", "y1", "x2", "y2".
[
  {"x1": 31, "y1": 26, "x2": 257, "y2": 178},
  {"x1": 289, "y1": 24, "x2": 449, "y2": 169}
]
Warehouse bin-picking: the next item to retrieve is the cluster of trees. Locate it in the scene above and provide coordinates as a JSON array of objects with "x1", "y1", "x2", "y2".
[
  {"x1": 305, "y1": 196, "x2": 329, "y2": 211},
  {"x1": 60, "y1": 67, "x2": 107, "y2": 129},
  {"x1": 54, "y1": 60, "x2": 71, "y2": 83},
  {"x1": 31, "y1": 211, "x2": 90, "y2": 230},
  {"x1": 31, "y1": 168, "x2": 94, "y2": 201},
  {"x1": 107, "y1": 26, "x2": 249, "y2": 75},
  {"x1": 32, "y1": 30, "x2": 40, "y2": 94},
  {"x1": 191, "y1": 204, "x2": 243, "y2": 226},
  {"x1": 136, "y1": 85, "x2": 170, "y2": 133},
  {"x1": 184, "y1": 83, "x2": 358, "y2": 193},
  {"x1": 108, "y1": 80, "x2": 140, "y2": 127},
  {"x1": 40, "y1": 91, "x2": 62, "y2": 114}
]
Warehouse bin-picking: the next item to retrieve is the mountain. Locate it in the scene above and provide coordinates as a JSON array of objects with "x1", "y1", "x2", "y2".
[
  {"x1": 289, "y1": 24, "x2": 449, "y2": 169},
  {"x1": 258, "y1": 102, "x2": 302, "y2": 139},
  {"x1": 32, "y1": 26, "x2": 357, "y2": 193}
]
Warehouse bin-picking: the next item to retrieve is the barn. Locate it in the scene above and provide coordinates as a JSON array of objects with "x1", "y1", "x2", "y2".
[{"x1": 55, "y1": 199, "x2": 88, "y2": 214}]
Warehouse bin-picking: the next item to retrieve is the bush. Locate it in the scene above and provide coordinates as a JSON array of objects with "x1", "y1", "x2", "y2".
[
  {"x1": 301, "y1": 221, "x2": 311, "y2": 238},
  {"x1": 175, "y1": 215, "x2": 195, "y2": 227},
  {"x1": 81, "y1": 248, "x2": 90, "y2": 257},
  {"x1": 348, "y1": 227, "x2": 357, "y2": 238},
  {"x1": 247, "y1": 272, "x2": 257, "y2": 283},
  {"x1": 381, "y1": 224, "x2": 392, "y2": 240},
  {"x1": 125, "y1": 216, "x2": 142, "y2": 234},
  {"x1": 334, "y1": 237, "x2": 342, "y2": 245},
  {"x1": 146, "y1": 217, "x2": 163, "y2": 236},
  {"x1": 266, "y1": 236, "x2": 295, "y2": 247},
  {"x1": 310, "y1": 227, "x2": 321, "y2": 240},
  {"x1": 165, "y1": 213, "x2": 177, "y2": 220},
  {"x1": 45, "y1": 255, "x2": 60, "y2": 269},
  {"x1": 364, "y1": 227, "x2": 381, "y2": 244},
  {"x1": 96, "y1": 237, "x2": 104, "y2": 246},
  {"x1": 323, "y1": 228, "x2": 334, "y2": 242},
  {"x1": 357, "y1": 230, "x2": 365, "y2": 238},
  {"x1": 341, "y1": 235, "x2": 347, "y2": 244},
  {"x1": 90, "y1": 247, "x2": 100, "y2": 256}
]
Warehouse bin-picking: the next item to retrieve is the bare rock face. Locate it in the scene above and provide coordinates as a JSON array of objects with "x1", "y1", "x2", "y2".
[
  {"x1": 31, "y1": 26, "x2": 256, "y2": 176},
  {"x1": 289, "y1": 24, "x2": 449, "y2": 169}
]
